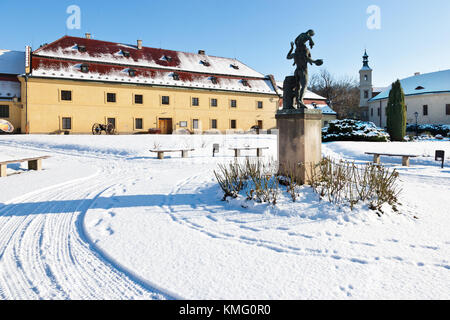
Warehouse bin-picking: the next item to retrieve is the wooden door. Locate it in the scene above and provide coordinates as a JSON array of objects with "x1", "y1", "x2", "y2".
[
  {"x1": 158, "y1": 118, "x2": 173, "y2": 134},
  {"x1": 257, "y1": 120, "x2": 263, "y2": 129}
]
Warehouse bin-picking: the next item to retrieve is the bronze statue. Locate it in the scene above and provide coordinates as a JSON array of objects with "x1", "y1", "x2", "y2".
[{"x1": 285, "y1": 30, "x2": 323, "y2": 109}]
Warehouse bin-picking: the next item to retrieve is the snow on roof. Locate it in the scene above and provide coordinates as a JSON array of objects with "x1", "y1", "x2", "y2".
[
  {"x1": 33, "y1": 36, "x2": 264, "y2": 78},
  {"x1": 31, "y1": 36, "x2": 277, "y2": 95},
  {"x1": 0, "y1": 50, "x2": 25, "y2": 75},
  {"x1": 316, "y1": 105, "x2": 337, "y2": 115},
  {"x1": 370, "y1": 69, "x2": 450, "y2": 101},
  {"x1": 275, "y1": 81, "x2": 327, "y2": 100},
  {"x1": 304, "y1": 103, "x2": 337, "y2": 115},
  {"x1": 31, "y1": 57, "x2": 276, "y2": 95}
]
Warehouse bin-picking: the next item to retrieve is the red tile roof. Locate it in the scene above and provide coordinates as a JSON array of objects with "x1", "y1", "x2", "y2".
[{"x1": 31, "y1": 36, "x2": 277, "y2": 95}]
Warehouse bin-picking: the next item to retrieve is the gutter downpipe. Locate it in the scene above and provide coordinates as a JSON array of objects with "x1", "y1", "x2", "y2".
[{"x1": 25, "y1": 75, "x2": 29, "y2": 134}]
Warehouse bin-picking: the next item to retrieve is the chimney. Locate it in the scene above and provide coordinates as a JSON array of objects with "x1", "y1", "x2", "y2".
[
  {"x1": 198, "y1": 50, "x2": 205, "y2": 55},
  {"x1": 414, "y1": 72, "x2": 421, "y2": 76},
  {"x1": 85, "y1": 33, "x2": 91, "y2": 39},
  {"x1": 137, "y1": 40, "x2": 143, "y2": 50}
]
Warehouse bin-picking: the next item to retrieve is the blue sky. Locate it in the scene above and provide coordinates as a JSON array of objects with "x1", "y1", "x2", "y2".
[{"x1": 1, "y1": 0, "x2": 449, "y2": 86}]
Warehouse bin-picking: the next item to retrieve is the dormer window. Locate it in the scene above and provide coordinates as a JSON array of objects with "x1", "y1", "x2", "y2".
[
  {"x1": 80, "y1": 64, "x2": 89, "y2": 73},
  {"x1": 78, "y1": 45, "x2": 86, "y2": 53},
  {"x1": 128, "y1": 69, "x2": 136, "y2": 77},
  {"x1": 415, "y1": 86, "x2": 425, "y2": 90},
  {"x1": 162, "y1": 55, "x2": 172, "y2": 62},
  {"x1": 210, "y1": 76, "x2": 218, "y2": 84},
  {"x1": 123, "y1": 50, "x2": 130, "y2": 58},
  {"x1": 241, "y1": 79, "x2": 249, "y2": 87},
  {"x1": 230, "y1": 63, "x2": 239, "y2": 70},
  {"x1": 201, "y1": 60, "x2": 211, "y2": 67},
  {"x1": 172, "y1": 73, "x2": 180, "y2": 80}
]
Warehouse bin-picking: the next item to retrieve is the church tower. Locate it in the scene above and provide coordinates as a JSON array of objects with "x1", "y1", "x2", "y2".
[{"x1": 359, "y1": 50, "x2": 373, "y2": 109}]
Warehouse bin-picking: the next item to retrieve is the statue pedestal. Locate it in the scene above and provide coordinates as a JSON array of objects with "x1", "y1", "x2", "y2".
[{"x1": 276, "y1": 109, "x2": 322, "y2": 183}]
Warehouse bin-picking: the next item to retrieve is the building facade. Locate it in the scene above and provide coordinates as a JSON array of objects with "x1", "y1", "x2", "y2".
[
  {"x1": 8, "y1": 35, "x2": 281, "y2": 134},
  {"x1": 368, "y1": 70, "x2": 450, "y2": 127},
  {"x1": 0, "y1": 50, "x2": 25, "y2": 132}
]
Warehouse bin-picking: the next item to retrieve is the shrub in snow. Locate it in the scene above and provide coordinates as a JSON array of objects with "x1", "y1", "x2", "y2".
[
  {"x1": 309, "y1": 158, "x2": 401, "y2": 215},
  {"x1": 214, "y1": 158, "x2": 402, "y2": 216},
  {"x1": 406, "y1": 124, "x2": 450, "y2": 137},
  {"x1": 214, "y1": 159, "x2": 279, "y2": 205},
  {"x1": 322, "y1": 119, "x2": 389, "y2": 142},
  {"x1": 386, "y1": 80, "x2": 407, "y2": 141}
]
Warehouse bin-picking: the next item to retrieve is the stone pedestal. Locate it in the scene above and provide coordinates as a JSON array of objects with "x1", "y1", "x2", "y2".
[{"x1": 276, "y1": 109, "x2": 322, "y2": 183}]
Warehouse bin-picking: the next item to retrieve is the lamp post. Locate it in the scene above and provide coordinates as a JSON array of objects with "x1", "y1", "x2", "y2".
[{"x1": 414, "y1": 112, "x2": 419, "y2": 137}]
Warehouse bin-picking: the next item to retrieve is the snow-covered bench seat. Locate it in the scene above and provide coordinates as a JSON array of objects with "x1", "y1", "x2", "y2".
[
  {"x1": 365, "y1": 152, "x2": 418, "y2": 167},
  {"x1": 229, "y1": 147, "x2": 269, "y2": 158},
  {"x1": 0, "y1": 156, "x2": 51, "y2": 177},
  {"x1": 149, "y1": 149, "x2": 195, "y2": 159}
]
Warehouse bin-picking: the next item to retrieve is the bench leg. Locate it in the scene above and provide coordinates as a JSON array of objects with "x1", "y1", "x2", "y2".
[
  {"x1": 28, "y1": 159, "x2": 42, "y2": 171},
  {"x1": 402, "y1": 156, "x2": 410, "y2": 167},
  {"x1": 157, "y1": 152, "x2": 164, "y2": 160},
  {"x1": 0, "y1": 164, "x2": 6, "y2": 177},
  {"x1": 257, "y1": 148, "x2": 263, "y2": 157},
  {"x1": 182, "y1": 150, "x2": 189, "y2": 158},
  {"x1": 373, "y1": 154, "x2": 381, "y2": 165}
]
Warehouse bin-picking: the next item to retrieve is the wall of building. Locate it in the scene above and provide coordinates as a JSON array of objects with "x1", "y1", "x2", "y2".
[
  {"x1": 368, "y1": 92, "x2": 450, "y2": 127},
  {"x1": 322, "y1": 114, "x2": 337, "y2": 127},
  {"x1": 19, "y1": 77, "x2": 278, "y2": 134},
  {"x1": 359, "y1": 70, "x2": 373, "y2": 108},
  {"x1": 0, "y1": 100, "x2": 22, "y2": 132}
]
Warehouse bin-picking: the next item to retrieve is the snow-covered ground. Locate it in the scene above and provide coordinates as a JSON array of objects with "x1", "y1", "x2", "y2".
[{"x1": 0, "y1": 134, "x2": 448, "y2": 300}]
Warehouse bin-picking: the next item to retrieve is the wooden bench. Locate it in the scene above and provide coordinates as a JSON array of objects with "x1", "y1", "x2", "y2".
[
  {"x1": 0, "y1": 156, "x2": 51, "y2": 178},
  {"x1": 229, "y1": 147, "x2": 269, "y2": 158},
  {"x1": 365, "y1": 152, "x2": 419, "y2": 167},
  {"x1": 149, "y1": 149, "x2": 195, "y2": 159}
]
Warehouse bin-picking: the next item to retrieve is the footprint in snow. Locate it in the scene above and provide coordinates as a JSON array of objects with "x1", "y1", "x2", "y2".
[
  {"x1": 94, "y1": 219, "x2": 104, "y2": 227},
  {"x1": 239, "y1": 225, "x2": 260, "y2": 232},
  {"x1": 421, "y1": 245, "x2": 439, "y2": 251},
  {"x1": 339, "y1": 285, "x2": 354, "y2": 297},
  {"x1": 350, "y1": 258, "x2": 369, "y2": 265},
  {"x1": 386, "y1": 239, "x2": 400, "y2": 243},
  {"x1": 288, "y1": 232, "x2": 314, "y2": 239}
]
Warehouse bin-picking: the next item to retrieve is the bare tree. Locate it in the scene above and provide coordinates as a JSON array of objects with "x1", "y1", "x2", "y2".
[{"x1": 309, "y1": 69, "x2": 360, "y2": 119}]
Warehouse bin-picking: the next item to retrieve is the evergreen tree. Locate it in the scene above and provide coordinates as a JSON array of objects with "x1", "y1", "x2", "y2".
[{"x1": 386, "y1": 80, "x2": 406, "y2": 141}]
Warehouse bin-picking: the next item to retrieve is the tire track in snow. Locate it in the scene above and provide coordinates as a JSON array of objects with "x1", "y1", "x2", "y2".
[{"x1": 0, "y1": 156, "x2": 173, "y2": 300}]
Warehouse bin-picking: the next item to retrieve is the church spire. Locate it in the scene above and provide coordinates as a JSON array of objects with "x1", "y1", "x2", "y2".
[{"x1": 362, "y1": 50, "x2": 370, "y2": 68}]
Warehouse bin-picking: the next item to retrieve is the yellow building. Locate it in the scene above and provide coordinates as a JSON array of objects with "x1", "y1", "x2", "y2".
[{"x1": 13, "y1": 35, "x2": 280, "y2": 134}]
